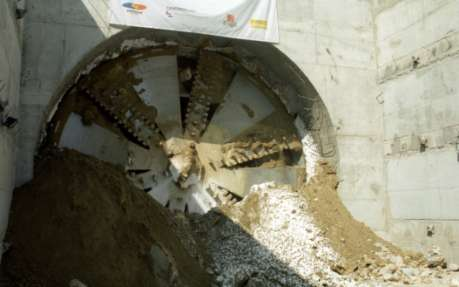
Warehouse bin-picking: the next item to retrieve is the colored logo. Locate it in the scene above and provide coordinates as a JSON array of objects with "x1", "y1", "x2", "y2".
[
  {"x1": 123, "y1": 2, "x2": 147, "y2": 11},
  {"x1": 250, "y1": 19, "x2": 268, "y2": 29},
  {"x1": 224, "y1": 14, "x2": 237, "y2": 27}
]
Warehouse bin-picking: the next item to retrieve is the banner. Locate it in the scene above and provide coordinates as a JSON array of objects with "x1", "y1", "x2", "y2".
[{"x1": 109, "y1": 0, "x2": 279, "y2": 43}]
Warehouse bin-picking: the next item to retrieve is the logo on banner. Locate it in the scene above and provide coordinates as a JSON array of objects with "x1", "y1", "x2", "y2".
[
  {"x1": 224, "y1": 14, "x2": 237, "y2": 27},
  {"x1": 250, "y1": 19, "x2": 268, "y2": 29},
  {"x1": 110, "y1": 0, "x2": 279, "y2": 43},
  {"x1": 165, "y1": 6, "x2": 196, "y2": 18},
  {"x1": 122, "y1": 2, "x2": 148, "y2": 13}
]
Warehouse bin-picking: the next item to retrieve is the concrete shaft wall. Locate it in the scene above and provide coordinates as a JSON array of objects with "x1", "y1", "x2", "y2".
[
  {"x1": 0, "y1": 0, "x2": 22, "y2": 259},
  {"x1": 374, "y1": 0, "x2": 459, "y2": 262},
  {"x1": 276, "y1": 1, "x2": 386, "y2": 232}
]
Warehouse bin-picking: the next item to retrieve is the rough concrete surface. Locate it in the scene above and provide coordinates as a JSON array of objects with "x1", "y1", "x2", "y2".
[
  {"x1": 0, "y1": 0, "x2": 22, "y2": 262},
  {"x1": 374, "y1": 0, "x2": 459, "y2": 262}
]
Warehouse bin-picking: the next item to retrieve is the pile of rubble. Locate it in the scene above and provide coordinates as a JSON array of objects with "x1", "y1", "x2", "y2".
[
  {"x1": 4, "y1": 150, "x2": 459, "y2": 286},
  {"x1": 191, "y1": 162, "x2": 459, "y2": 287},
  {"x1": 3, "y1": 149, "x2": 212, "y2": 287}
]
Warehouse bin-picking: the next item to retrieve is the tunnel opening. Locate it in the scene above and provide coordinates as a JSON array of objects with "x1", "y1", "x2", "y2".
[
  {"x1": 33, "y1": 28, "x2": 338, "y2": 215},
  {"x1": 39, "y1": 43, "x2": 309, "y2": 213}
]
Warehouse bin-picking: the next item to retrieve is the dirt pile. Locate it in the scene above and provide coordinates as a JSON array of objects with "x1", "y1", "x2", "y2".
[
  {"x1": 300, "y1": 161, "x2": 421, "y2": 273},
  {"x1": 298, "y1": 162, "x2": 456, "y2": 285},
  {"x1": 190, "y1": 161, "x2": 459, "y2": 286},
  {"x1": 4, "y1": 149, "x2": 212, "y2": 287}
]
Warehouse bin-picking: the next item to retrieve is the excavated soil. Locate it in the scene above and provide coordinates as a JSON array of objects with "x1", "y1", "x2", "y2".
[
  {"x1": 189, "y1": 162, "x2": 440, "y2": 286},
  {"x1": 4, "y1": 149, "x2": 212, "y2": 287},
  {"x1": 5, "y1": 149, "x2": 455, "y2": 287},
  {"x1": 299, "y1": 161, "x2": 425, "y2": 274}
]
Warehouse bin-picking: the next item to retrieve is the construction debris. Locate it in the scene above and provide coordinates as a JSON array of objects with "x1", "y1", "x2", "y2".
[
  {"x1": 4, "y1": 150, "x2": 459, "y2": 287},
  {"x1": 4, "y1": 149, "x2": 212, "y2": 287},
  {"x1": 190, "y1": 162, "x2": 459, "y2": 287}
]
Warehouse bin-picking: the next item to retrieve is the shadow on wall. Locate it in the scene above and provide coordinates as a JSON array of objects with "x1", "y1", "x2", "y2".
[{"x1": 16, "y1": 0, "x2": 112, "y2": 186}]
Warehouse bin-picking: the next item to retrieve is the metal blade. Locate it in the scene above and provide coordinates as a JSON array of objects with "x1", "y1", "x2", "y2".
[
  {"x1": 205, "y1": 166, "x2": 305, "y2": 198},
  {"x1": 201, "y1": 71, "x2": 275, "y2": 144},
  {"x1": 185, "y1": 184, "x2": 217, "y2": 214},
  {"x1": 126, "y1": 142, "x2": 169, "y2": 173},
  {"x1": 131, "y1": 55, "x2": 182, "y2": 138},
  {"x1": 59, "y1": 113, "x2": 129, "y2": 166}
]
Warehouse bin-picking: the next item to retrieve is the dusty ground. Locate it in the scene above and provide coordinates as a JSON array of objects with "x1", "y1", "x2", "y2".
[
  {"x1": 4, "y1": 150, "x2": 459, "y2": 287},
  {"x1": 4, "y1": 149, "x2": 212, "y2": 287}
]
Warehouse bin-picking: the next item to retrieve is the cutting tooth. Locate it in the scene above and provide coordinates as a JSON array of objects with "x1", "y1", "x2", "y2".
[
  {"x1": 220, "y1": 137, "x2": 302, "y2": 168},
  {"x1": 78, "y1": 59, "x2": 162, "y2": 148},
  {"x1": 184, "y1": 50, "x2": 235, "y2": 140},
  {"x1": 258, "y1": 149, "x2": 268, "y2": 157}
]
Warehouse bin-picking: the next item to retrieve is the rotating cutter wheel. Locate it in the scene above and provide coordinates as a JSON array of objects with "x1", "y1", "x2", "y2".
[{"x1": 50, "y1": 46, "x2": 305, "y2": 215}]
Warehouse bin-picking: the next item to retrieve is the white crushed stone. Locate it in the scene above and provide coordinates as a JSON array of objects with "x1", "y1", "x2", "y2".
[
  {"x1": 294, "y1": 117, "x2": 320, "y2": 182},
  {"x1": 202, "y1": 184, "x2": 366, "y2": 287}
]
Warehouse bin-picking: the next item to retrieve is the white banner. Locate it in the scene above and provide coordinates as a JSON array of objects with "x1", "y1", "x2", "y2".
[{"x1": 109, "y1": 0, "x2": 279, "y2": 43}]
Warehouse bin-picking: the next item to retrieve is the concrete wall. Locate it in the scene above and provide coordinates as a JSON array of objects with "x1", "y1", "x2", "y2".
[
  {"x1": 0, "y1": 0, "x2": 22, "y2": 259},
  {"x1": 374, "y1": 0, "x2": 459, "y2": 262},
  {"x1": 16, "y1": 0, "x2": 111, "y2": 185},
  {"x1": 16, "y1": 0, "x2": 387, "y2": 235},
  {"x1": 276, "y1": 0, "x2": 386, "y2": 232}
]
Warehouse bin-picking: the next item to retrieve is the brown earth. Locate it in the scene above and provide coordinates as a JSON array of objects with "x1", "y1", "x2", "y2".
[
  {"x1": 4, "y1": 149, "x2": 212, "y2": 287},
  {"x1": 299, "y1": 161, "x2": 425, "y2": 275}
]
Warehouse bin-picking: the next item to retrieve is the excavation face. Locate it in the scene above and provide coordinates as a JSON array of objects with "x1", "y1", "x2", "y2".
[
  {"x1": 162, "y1": 137, "x2": 199, "y2": 188},
  {"x1": 44, "y1": 45, "x2": 306, "y2": 214}
]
